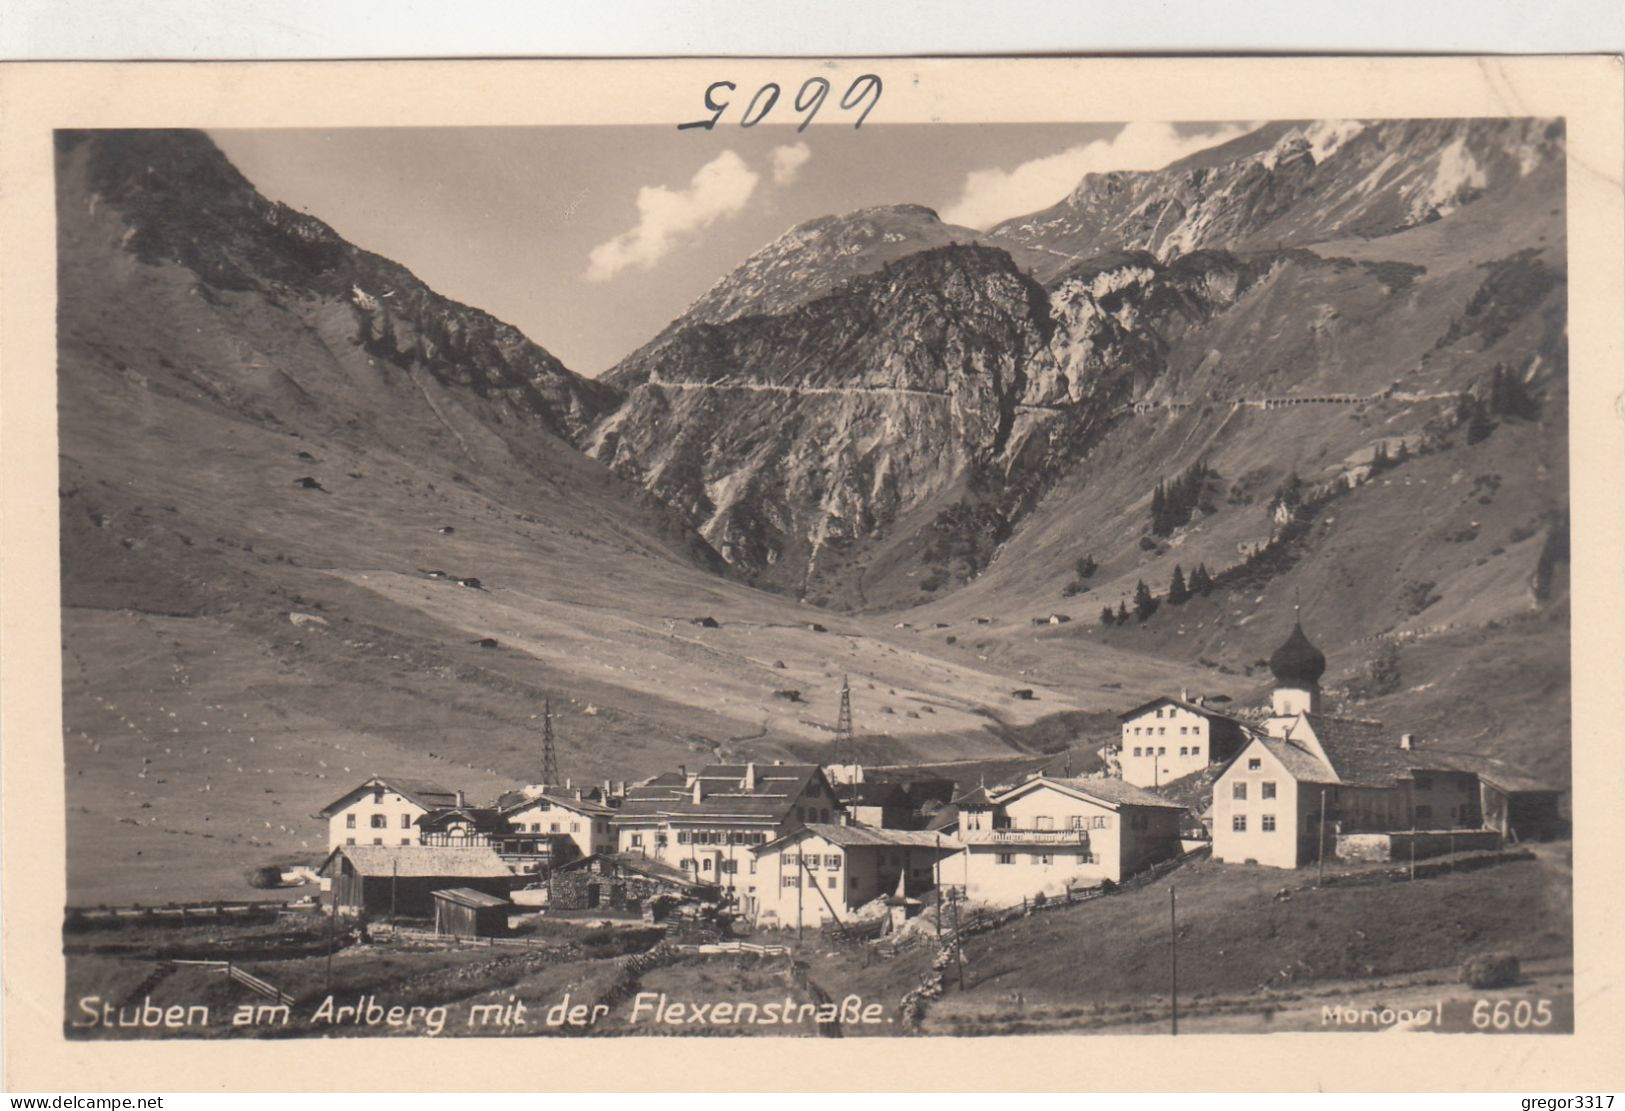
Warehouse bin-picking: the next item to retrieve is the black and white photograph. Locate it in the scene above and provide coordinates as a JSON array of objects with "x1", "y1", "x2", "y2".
[{"x1": 4, "y1": 56, "x2": 1621, "y2": 1084}]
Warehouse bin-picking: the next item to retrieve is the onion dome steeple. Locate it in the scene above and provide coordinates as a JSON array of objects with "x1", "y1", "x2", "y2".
[
  {"x1": 1268, "y1": 608, "x2": 1325, "y2": 716},
  {"x1": 1269, "y1": 620, "x2": 1326, "y2": 688}
]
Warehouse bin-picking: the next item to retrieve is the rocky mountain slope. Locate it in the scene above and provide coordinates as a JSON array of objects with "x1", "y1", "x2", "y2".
[
  {"x1": 587, "y1": 118, "x2": 1570, "y2": 781},
  {"x1": 59, "y1": 131, "x2": 1181, "y2": 903}
]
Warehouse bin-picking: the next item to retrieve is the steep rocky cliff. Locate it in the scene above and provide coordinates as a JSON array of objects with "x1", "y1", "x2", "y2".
[
  {"x1": 590, "y1": 118, "x2": 1567, "y2": 624},
  {"x1": 990, "y1": 118, "x2": 1563, "y2": 280}
]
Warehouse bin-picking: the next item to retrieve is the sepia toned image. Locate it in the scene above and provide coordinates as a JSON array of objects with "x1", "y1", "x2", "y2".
[{"x1": 4, "y1": 55, "x2": 1623, "y2": 1092}]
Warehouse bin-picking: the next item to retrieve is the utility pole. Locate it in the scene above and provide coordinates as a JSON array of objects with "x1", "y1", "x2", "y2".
[
  {"x1": 1169, "y1": 887, "x2": 1179, "y2": 1036},
  {"x1": 390, "y1": 858, "x2": 398, "y2": 924},
  {"x1": 796, "y1": 848, "x2": 804, "y2": 940},
  {"x1": 1317, "y1": 788, "x2": 1328, "y2": 886},
  {"x1": 952, "y1": 892, "x2": 966, "y2": 990},
  {"x1": 325, "y1": 897, "x2": 336, "y2": 992},
  {"x1": 541, "y1": 698, "x2": 560, "y2": 789}
]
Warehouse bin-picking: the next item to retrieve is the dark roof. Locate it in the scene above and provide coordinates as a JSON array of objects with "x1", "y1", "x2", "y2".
[
  {"x1": 416, "y1": 806, "x2": 510, "y2": 834},
  {"x1": 1296, "y1": 713, "x2": 1412, "y2": 787},
  {"x1": 1118, "y1": 696, "x2": 1242, "y2": 724},
  {"x1": 431, "y1": 887, "x2": 510, "y2": 909},
  {"x1": 1269, "y1": 621, "x2": 1327, "y2": 688},
  {"x1": 623, "y1": 772, "x2": 688, "y2": 801},
  {"x1": 953, "y1": 786, "x2": 995, "y2": 808},
  {"x1": 616, "y1": 764, "x2": 833, "y2": 824},
  {"x1": 924, "y1": 804, "x2": 960, "y2": 833},
  {"x1": 1253, "y1": 736, "x2": 1338, "y2": 784},
  {"x1": 315, "y1": 776, "x2": 460, "y2": 817},
  {"x1": 1040, "y1": 776, "x2": 1188, "y2": 810},
  {"x1": 839, "y1": 781, "x2": 912, "y2": 807},
  {"x1": 1404, "y1": 749, "x2": 1566, "y2": 794},
  {"x1": 759, "y1": 823, "x2": 956, "y2": 852},
  {"x1": 501, "y1": 791, "x2": 614, "y2": 818},
  {"x1": 319, "y1": 844, "x2": 513, "y2": 878}
]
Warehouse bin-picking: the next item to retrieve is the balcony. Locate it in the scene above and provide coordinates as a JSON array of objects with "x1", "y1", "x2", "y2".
[{"x1": 959, "y1": 827, "x2": 1091, "y2": 846}]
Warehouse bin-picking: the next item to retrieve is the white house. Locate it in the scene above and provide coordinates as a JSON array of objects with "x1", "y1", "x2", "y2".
[
  {"x1": 500, "y1": 788, "x2": 617, "y2": 860},
  {"x1": 748, "y1": 824, "x2": 958, "y2": 931},
  {"x1": 950, "y1": 776, "x2": 1186, "y2": 906},
  {"x1": 314, "y1": 776, "x2": 461, "y2": 852},
  {"x1": 1115, "y1": 694, "x2": 1247, "y2": 787}
]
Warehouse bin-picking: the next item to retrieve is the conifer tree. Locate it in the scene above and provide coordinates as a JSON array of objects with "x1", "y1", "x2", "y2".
[
  {"x1": 1100, "y1": 605, "x2": 1116, "y2": 628},
  {"x1": 1133, "y1": 579, "x2": 1158, "y2": 622},
  {"x1": 1115, "y1": 600, "x2": 1130, "y2": 626},
  {"x1": 1167, "y1": 564, "x2": 1189, "y2": 606}
]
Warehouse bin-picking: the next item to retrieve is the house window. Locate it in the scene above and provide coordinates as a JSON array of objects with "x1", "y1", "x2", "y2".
[
  {"x1": 1180, "y1": 726, "x2": 1188, "y2": 735},
  {"x1": 655, "y1": 833, "x2": 668, "y2": 847},
  {"x1": 530, "y1": 822, "x2": 541, "y2": 833},
  {"x1": 826, "y1": 855, "x2": 841, "y2": 869},
  {"x1": 1233, "y1": 782, "x2": 1248, "y2": 800},
  {"x1": 346, "y1": 837, "x2": 355, "y2": 846},
  {"x1": 996, "y1": 853, "x2": 1014, "y2": 865},
  {"x1": 850, "y1": 877, "x2": 860, "y2": 888},
  {"x1": 550, "y1": 823, "x2": 561, "y2": 833},
  {"x1": 1034, "y1": 816, "x2": 1054, "y2": 831},
  {"x1": 1158, "y1": 728, "x2": 1166, "y2": 736},
  {"x1": 1036, "y1": 853, "x2": 1053, "y2": 865},
  {"x1": 1248, "y1": 758, "x2": 1262, "y2": 771},
  {"x1": 805, "y1": 855, "x2": 821, "y2": 870},
  {"x1": 678, "y1": 831, "x2": 691, "y2": 844},
  {"x1": 1232, "y1": 815, "x2": 1247, "y2": 832},
  {"x1": 702, "y1": 859, "x2": 712, "y2": 872},
  {"x1": 630, "y1": 834, "x2": 643, "y2": 847},
  {"x1": 1192, "y1": 747, "x2": 1202, "y2": 758},
  {"x1": 1262, "y1": 781, "x2": 1277, "y2": 799},
  {"x1": 1068, "y1": 815, "x2": 1085, "y2": 829},
  {"x1": 400, "y1": 837, "x2": 412, "y2": 845},
  {"x1": 1076, "y1": 852, "x2": 1097, "y2": 864},
  {"x1": 827, "y1": 876, "x2": 838, "y2": 889},
  {"x1": 782, "y1": 875, "x2": 799, "y2": 888},
  {"x1": 1262, "y1": 815, "x2": 1277, "y2": 832},
  {"x1": 1133, "y1": 747, "x2": 1142, "y2": 757},
  {"x1": 571, "y1": 822, "x2": 580, "y2": 833},
  {"x1": 372, "y1": 837, "x2": 383, "y2": 845},
  {"x1": 749, "y1": 858, "x2": 757, "y2": 874},
  {"x1": 370, "y1": 814, "x2": 387, "y2": 829},
  {"x1": 820, "y1": 808, "x2": 831, "y2": 823},
  {"x1": 1155, "y1": 709, "x2": 1163, "y2": 718},
  {"x1": 1158, "y1": 746, "x2": 1167, "y2": 755},
  {"x1": 1179, "y1": 746, "x2": 1189, "y2": 756},
  {"x1": 346, "y1": 814, "x2": 356, "y2": 829}
]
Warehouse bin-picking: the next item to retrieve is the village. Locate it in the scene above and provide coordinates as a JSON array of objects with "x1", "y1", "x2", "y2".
[{"x1": 305, "y1": 613, "x2": 1564, "y2": 939}]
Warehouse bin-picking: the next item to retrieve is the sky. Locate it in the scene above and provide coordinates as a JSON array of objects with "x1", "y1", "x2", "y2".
[{"x1": 211, "y1": 122, "x2": 1255, "y2": 375}]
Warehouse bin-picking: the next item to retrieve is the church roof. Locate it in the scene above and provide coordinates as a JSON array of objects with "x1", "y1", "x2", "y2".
[{"x1": 1269, "y1": 620, "x2": 1327, "y2": 688}]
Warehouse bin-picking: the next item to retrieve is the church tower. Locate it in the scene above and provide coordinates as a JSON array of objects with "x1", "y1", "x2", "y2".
[{"x1": 1268, "y1": 614, "x2": 1326, "y2": 716}]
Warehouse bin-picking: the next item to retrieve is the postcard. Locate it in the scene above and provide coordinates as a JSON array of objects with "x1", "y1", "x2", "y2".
[{"x1": 2, "y1": 55, "x2": 1622, "y2": 1092}]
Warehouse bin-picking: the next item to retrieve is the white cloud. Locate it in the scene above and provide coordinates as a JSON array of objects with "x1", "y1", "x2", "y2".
[
  {"x1": 770, "y1": 141, "x2": 812, "y2": 186},
  {"x1": 587, "y1": 150, "x2": 760, "y2": 282},
  {"x1": 941, "y1": 122, "x2": 1258, "y2": 230}
]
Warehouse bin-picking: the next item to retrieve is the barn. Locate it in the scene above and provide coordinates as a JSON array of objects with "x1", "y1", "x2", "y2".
[
  {"x1": 319, "y1": 844, "x2": 513, "y2": 919},
  {"x1": 432, "y1": 887, "x2": 511, "y2": 938}
]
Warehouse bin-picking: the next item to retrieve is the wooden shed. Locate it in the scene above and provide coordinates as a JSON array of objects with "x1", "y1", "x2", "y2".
[
  {"x1": 432, "y1": 887, "x2": 511, "y2": 938},
  {"x1": 318, "y1": 844, "x2": 513, "y2": 919}
]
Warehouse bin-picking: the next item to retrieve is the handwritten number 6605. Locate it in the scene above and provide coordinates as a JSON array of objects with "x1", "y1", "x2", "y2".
[{"x1": 679, "y1": 76, "x2": 882, "y2": 131}]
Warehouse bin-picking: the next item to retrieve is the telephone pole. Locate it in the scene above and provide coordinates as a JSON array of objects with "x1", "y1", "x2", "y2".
[
  {"x1": 1317, "y1": 788, "x2": 1328, "y2": 886},
  {"x1": 541, "y1": 698, "x2": 560, "y2": 789},
  {"x1": 1169, "y1": 887, "x2": 1179, "y2": 1036}
]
